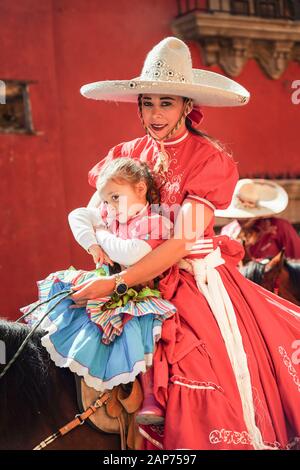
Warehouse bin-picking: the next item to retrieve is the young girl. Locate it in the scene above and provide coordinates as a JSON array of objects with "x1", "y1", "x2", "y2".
[
  {"x1": 72, "y1": 37, "x2": 300, "y2": 450},
  {"x1": 21, "y1": 157, "x2": 177, "y2": 425}
]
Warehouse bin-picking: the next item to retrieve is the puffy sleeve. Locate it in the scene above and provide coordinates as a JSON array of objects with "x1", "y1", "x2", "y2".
[
  {"x1": 129, "y1": 214, "x2": 173, "y2": 250},
  {"x1": 88, "y1": 142, "x2": 124, "y2": 188},
  {"x1": 184, "y1": 150, "x2": 239, "y2": 211},
  {"x1": 95, "y1": 215, "x2": 173, "y2": 267}
]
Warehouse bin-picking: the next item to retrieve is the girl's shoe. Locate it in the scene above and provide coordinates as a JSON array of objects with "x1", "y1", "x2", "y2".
[{"x1": 135, "y1": 369, "x2": 165, "y2": 425}]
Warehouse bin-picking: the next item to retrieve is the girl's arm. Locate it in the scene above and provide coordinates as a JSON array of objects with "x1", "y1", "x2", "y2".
[
  {"x1": 71, "y1": 199, "x2": 213, "y2": 301},
  {"x1": 69, "y1": 203, "x2": 153, "y2": 265},
  {"x1": 68, "y1": 207, "x2": 106, "y2": 251},
  {"x1": 87, "y1": 190, "x2": 102, "y2": 208},
  {"x1": 96, "y1": 231, "x2": 152, "y2": 266}
]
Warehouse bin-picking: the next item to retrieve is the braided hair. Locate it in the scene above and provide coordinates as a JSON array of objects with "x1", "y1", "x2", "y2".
[{"x1": 139, "y1": 161, "x2": 161, "y2": 205}]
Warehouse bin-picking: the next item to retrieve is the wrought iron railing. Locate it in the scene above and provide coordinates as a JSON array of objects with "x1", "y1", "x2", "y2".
[{"x1": 176, "y1": 0, "x2": 300, "y2": 20}]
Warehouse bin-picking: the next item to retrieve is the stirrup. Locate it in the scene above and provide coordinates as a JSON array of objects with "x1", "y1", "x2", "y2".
[{"x1": 135, "y1": 407, "x2": 165, "y2": 425}]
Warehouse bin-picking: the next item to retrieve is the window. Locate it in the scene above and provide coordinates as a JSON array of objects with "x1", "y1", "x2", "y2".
[
  {"x1": 177, "y1": 0, "x2": 295, "y2": 18},
  {"x1": 255, "y1": 0, "x2": 280, "y2": 18},
  {"x1": 0, "y1": 80, "x2": 35, "y2": 134},
  {"x1": 230, "y1": 0, "x2": 250, "y2": 15}
]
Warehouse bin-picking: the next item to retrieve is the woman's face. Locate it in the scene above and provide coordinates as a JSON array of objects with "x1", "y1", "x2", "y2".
[
  {"x1": 140, "y1": 94, "x2": 187, "y2": 140},
  {"x1": 99, "y1": 179, "x2": 147, "y2": 224}
]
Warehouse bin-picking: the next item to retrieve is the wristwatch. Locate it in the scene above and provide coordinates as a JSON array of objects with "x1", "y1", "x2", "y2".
[{"x1": 114, "y1": 273, "x2": 128, "y2": 296}]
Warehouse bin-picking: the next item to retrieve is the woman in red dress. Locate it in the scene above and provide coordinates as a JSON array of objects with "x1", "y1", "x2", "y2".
[{"x1": 72, "y1": 37, "x2": 300, "y2": 450}]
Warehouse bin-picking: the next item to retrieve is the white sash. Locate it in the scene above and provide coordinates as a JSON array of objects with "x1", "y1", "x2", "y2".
[{"x1": 178, "y1": 247, "x2": 273, "y2": 450}]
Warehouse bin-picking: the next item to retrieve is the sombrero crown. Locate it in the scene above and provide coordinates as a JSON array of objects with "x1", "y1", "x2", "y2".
[
  {"x1": 215, "y1": 179, "x2": 288, "y2": 219},
  {"x1": 80, "y1": 37, "x2": 250, "y2": 107}
]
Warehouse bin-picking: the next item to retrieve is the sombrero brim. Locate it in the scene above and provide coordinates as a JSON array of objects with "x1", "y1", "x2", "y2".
[
  {"x1": 80, "y1": 69, "x2": 250, "y2": 107},
  {"x1": 215, "y1": 182, "x2": 288, "y2": 219}
]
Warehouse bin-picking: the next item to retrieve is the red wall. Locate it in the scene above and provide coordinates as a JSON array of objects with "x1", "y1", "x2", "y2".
[{"x1": 1, "y1": 0, "x2": 300, "y2": 319}]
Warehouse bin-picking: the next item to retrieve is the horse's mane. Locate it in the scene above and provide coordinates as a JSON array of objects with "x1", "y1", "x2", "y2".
[
  {"x1": 241, "y1": 257, "x2": 300, "y2": 291},
  {"x1": 240, "y1": 260, "x2": 265, "y2": 285},
  {"x1": 0, "y1": 319, "x2": 69, "y2": 433},
  {"x1": 284, "y1": 258, "x2": 300, "y2": 288}
]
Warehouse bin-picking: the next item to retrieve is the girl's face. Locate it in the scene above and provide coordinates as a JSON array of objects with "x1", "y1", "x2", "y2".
[
  {"x1": 141, "y1": 94, "x2": 187, "y2": 140},
  {"x1": 99, "y1": 179, "x2": 147, "y2": 224}
]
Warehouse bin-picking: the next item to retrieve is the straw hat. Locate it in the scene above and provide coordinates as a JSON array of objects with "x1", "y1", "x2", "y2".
[
  {"x1": 215, "y1": 179, "x2": 288, "y2": 219},
  {"x1": 80, "y1": 37, "x2": 250, "y2": 107}
]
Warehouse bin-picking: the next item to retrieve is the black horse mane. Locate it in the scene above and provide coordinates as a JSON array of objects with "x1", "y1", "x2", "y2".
[
  {"x1": 0, "y1": 319, "x2": 70, "y2": 434},
  {"x1": 284, "y1": 258, "x2": 300, "y2": 288},
  {"x1": 241, "y1": 257, "x2": 300, "y2": 289},
  {"x1": 241, "y1": 260, "x2": 265, "y2": 285}
]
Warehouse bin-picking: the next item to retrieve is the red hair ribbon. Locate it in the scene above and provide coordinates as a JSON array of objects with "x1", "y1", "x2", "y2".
[{"x1": 187, "y1": 105, "x2": 204, "y2": 127}]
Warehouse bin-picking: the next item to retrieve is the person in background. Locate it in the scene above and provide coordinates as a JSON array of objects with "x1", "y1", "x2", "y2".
[{"x1": 217, "y1": 179, "x2": 300, "y2": 260}]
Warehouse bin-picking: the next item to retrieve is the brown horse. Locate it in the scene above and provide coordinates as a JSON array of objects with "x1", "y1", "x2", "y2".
[
  {"x1": 0, "y1": 319, "x2": 121, "y2": 450},
  {"x1": 239, "y1": 250, "x2": 300, "y2": 306}
]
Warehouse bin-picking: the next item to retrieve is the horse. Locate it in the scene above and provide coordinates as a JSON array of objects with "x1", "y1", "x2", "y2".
[
  {"x1": 239, "y1": 250, "x2": 300, "y2": 306},
  {"x1": 0, "y1": 319, "x2": 121, "y2": 450}
]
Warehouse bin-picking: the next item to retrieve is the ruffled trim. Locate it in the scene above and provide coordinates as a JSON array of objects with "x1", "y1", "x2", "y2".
[
  {"x1": 21, "y1": 267, "x2": 107, "y2": 324},
  {"x1": 41, "y1": 315, "x2": 151, "y2": 391},
  {"x1": 22, "y1": 268, "x2": 166, "y2": 389},
  {"x1": 40, "y1": 308, "x2": 159, "y2": 390},
  {"x1": 87, "y1": 296, "x2": 175, "y2": 344},
  {"x1": 21, "y1": 268, "x2": 173, "y2": 345},
  {"x1": 170, "y1": 375, "x2": 224, "y2": 392}
]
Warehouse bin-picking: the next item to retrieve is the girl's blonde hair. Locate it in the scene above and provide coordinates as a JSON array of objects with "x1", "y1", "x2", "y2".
[{"x1": 96, "y1": 157, "x2": 161, "y2": 205}]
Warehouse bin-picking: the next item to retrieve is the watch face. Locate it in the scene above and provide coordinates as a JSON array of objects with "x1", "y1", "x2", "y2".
[{"x1": 116, "y1": 283, "x2": 128, "y2": 295}]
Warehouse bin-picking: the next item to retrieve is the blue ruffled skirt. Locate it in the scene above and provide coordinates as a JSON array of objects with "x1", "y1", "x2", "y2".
[{"x1": 21, "y1": 267, "x2": 176, "y2": 391}]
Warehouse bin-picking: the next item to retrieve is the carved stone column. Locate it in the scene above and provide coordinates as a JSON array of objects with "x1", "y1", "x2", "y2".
[{"x1": 255, "y1": 40, "x2": 294, "y2": 79}]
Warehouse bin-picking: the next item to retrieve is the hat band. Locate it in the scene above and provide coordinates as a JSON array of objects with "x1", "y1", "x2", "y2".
[{"x1": 236, "y1": 195, "x2": 258, "y2": 209}]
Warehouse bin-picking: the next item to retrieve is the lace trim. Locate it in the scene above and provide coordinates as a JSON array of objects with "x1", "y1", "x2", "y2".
[
  {"x1": 278, "y1": 346, "x2": 300, "y2": 392},
  {"x1": 286, "y1": 436, "x2": 300, "y2": 450},
  {"x1": 40, "y1": 323, "x2": 149, "y2": 391},
  {"x1": 170, "y1": 375, "x2": 224, "y2": 392},
  {"x1": 209, "y1": 429, "x2": 280, "y2": 449}
]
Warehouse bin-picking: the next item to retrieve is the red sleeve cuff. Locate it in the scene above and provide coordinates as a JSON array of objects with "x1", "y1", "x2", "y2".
[{"x1": 185, "y1": 195, "x2": 216, "y2": 211}]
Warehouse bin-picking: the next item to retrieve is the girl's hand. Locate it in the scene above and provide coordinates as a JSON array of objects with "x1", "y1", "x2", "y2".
[
  {"x1": 70, "y1": 276, "x2": 115, "y2": 307},
  {"x1": 88, "y1": 244, "x2": 114, "y2": 266}
]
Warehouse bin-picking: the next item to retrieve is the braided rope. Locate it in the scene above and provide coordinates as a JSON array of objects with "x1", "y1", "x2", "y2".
[{"x1": 0, "y1": 289, "x2": 73, "y2": 380}]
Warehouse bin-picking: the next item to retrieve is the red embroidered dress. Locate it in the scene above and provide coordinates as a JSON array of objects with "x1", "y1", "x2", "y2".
[{"x1": 89, "y1": 131, "x2": 300, "y2": 450}]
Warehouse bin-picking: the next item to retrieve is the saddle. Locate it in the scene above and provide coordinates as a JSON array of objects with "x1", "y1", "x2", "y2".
[{"x1": 75, "y1": 375, "x2": 144, "y2": 450}]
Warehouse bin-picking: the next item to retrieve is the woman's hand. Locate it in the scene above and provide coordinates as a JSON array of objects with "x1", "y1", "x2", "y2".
[{"x1": 70, "y1": 276, "x2": 115, "y2": 307}]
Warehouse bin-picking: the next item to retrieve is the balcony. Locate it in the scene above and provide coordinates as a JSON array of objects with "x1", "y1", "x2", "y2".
[{"x1": 172, "y1": 1, "x2": 300, "y2": 78}]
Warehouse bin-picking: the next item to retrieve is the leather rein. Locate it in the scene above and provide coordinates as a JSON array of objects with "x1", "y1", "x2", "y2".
[{"x1": 33, "y1": 391, "x2": 111, "y2": 450}]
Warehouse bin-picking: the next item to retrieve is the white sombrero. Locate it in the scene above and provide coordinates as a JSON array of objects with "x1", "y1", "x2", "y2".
[
  {"x1": 80, "y1": 37, "x2": 250, "y2": 107},
  {"x1": 215, "y1": 179, "x2": 288, "y2": 219}
]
